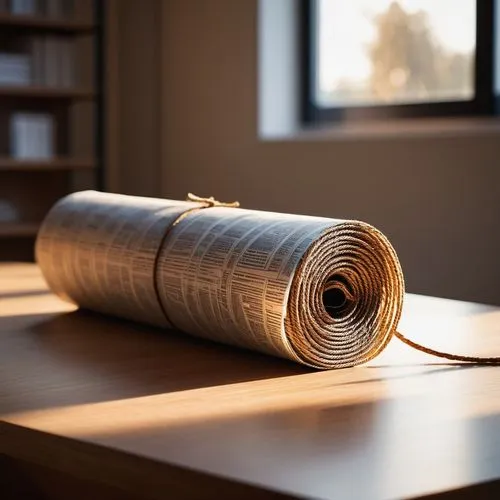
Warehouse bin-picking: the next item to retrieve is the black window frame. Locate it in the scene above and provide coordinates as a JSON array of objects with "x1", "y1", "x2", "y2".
[{"x1": 301, "y1": 0, "x2": 496, "y2": 124}]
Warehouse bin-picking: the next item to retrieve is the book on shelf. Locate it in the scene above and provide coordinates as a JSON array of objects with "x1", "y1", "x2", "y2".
[
  {"x1": 10, "y1": 112, "x2": 55, "y2": 159},
  {"x1": 0, "y1": 53, "x2": 31, "y2": 86},
  {"x1": 0, "y1": 200, "x2": 18, "y2": 223},
  {"x1": 43, "y1": 36, "x2": 58, "y2": 87},
  {"x1": 30, "y1": 35, "x2": 75, "y2": 87},
  {"x1": 43, "y1": 0, "x2": 75, "y2": 19},
  {"x1": 10, "y1": 0, "x2": 37, "y2": 15},
  {"x1": 30, "y1": 37, "x2": 44, "y2": 85},
  {"x1": 9, "y1": 0, "x2": 75, "y2": 18},
  {"x1": 0, "y1": 36, "x2": 75, "y2": 89},
  {"x1": 60, "y1": 38, "x2": 74, "y2": 87}
]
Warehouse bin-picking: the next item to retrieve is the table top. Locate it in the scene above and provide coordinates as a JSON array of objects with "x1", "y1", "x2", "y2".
[{"x1": 2, "y1": 263, "x2": 500, "y2": 499}]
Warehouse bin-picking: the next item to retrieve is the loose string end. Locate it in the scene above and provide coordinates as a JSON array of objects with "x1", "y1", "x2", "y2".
[
  {"x1": 394, "y1": 330, "x2": 500, "y2": 364},
  {"x1": 187, "y1": 193, "x2": 240, "y2": 208}
]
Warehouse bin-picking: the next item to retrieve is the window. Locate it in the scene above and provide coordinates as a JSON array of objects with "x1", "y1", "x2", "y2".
[{"x1": 302, "y1": 0, "x2": 496, "y2": 123}]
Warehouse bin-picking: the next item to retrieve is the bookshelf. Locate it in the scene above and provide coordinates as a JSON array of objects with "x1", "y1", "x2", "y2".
[
  {"x1": 0, "y1": 157, "x2": 95, "y2": 170},
  {"x1": 0, "y1": 85, "x2": 95, "y2": 98},
  {"x1": 0, "y1": 11, "x2": 95, "y2": 32},
  {"x1": 0, "y1": 222, "x2": 39, "y2": 237},
  {"x1": 0, "y1": 0, "x2": 103, "y2": 260}
]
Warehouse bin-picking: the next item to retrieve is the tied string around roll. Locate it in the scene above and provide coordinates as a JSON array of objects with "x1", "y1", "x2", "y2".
[
  {"x1": 152, "y1": 193, "x2": 241, "y2": 331},
  {"x1": 157, "y1": 194, "x2": 500, "y2": 367}
]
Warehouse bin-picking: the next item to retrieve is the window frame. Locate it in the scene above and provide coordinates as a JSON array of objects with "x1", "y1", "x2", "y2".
[{"x1": 301, "y1": 0, "x2": 496, "y2": 124}]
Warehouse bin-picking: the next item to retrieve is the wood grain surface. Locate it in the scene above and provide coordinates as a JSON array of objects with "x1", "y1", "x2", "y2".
[{"x1": 2, "y1": 263, "x2": 500, "y2": 499}]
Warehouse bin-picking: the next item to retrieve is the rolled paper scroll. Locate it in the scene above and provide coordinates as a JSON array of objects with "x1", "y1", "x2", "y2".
[{"x1": 36, "y1": 190, "x2": 404, "y2": 369}]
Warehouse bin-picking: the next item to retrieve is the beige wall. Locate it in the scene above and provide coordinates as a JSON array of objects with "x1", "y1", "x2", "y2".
[
  {"x1": 116, "y1": 0, "x2": 500, "y2": 305},
  {"x1": 107, "y1": 0, "x2": 163, "y2": 197}
]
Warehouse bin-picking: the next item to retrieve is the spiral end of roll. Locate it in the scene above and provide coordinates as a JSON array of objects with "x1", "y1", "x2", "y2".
[{"x1": 285, "y1": 222, "x2": 404, "y2": 369}]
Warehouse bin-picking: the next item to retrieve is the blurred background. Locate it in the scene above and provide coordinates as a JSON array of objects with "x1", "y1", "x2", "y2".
[
  {"x1": 1, "y1": 0, "x2": 499, "y2": 307},
  {"x1": 314, "y1": 0, "x2": 475, "y2": 106}
]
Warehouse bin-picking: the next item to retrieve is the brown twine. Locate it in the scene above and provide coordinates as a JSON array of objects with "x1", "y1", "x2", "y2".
[
  {"x1": 156, "y1": 193, "x2": 499, "y2": 367},
  {"x1": 152, "y1": 193, "x2": 240, "y2": 330},
  {"x1": 186, "y1": 193, "x2": 240, "y2": 208},
  {"x1": 394, "y1": 330, "x2": 500, "y2": 364}
]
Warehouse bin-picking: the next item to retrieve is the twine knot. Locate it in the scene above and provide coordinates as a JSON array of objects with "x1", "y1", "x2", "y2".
[{"x1": 187, "y1": 193, "x2": 240, "y2": 208}]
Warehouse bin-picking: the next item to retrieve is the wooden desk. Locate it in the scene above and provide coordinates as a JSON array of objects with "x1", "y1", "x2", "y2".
[{"x1": 2, "y1": 263, "x2": 500, "y2": 499}]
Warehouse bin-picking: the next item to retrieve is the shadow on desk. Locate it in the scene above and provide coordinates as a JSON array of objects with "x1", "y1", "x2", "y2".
[{"x1": 0, "y1": 309, "x2": 309, "y2": 413}]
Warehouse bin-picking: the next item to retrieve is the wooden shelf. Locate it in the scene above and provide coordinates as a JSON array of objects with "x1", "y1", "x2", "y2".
[
  {"x1": 0, "y1": 13, "x2": 95, "y2": 33},
  {"x1": 0, "y1": 158, "x2": 95, "y2": 171},
  {"x1": 0, "y1": 86, "x2": 95, "y2": 100},
  {"x1": 0, "y1": 222, "x2": 39, "y2": 238}
]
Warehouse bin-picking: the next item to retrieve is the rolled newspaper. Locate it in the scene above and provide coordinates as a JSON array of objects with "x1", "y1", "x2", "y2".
[{"x1": 36, "y1": 190, "x2": 405, "y2": 369}]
